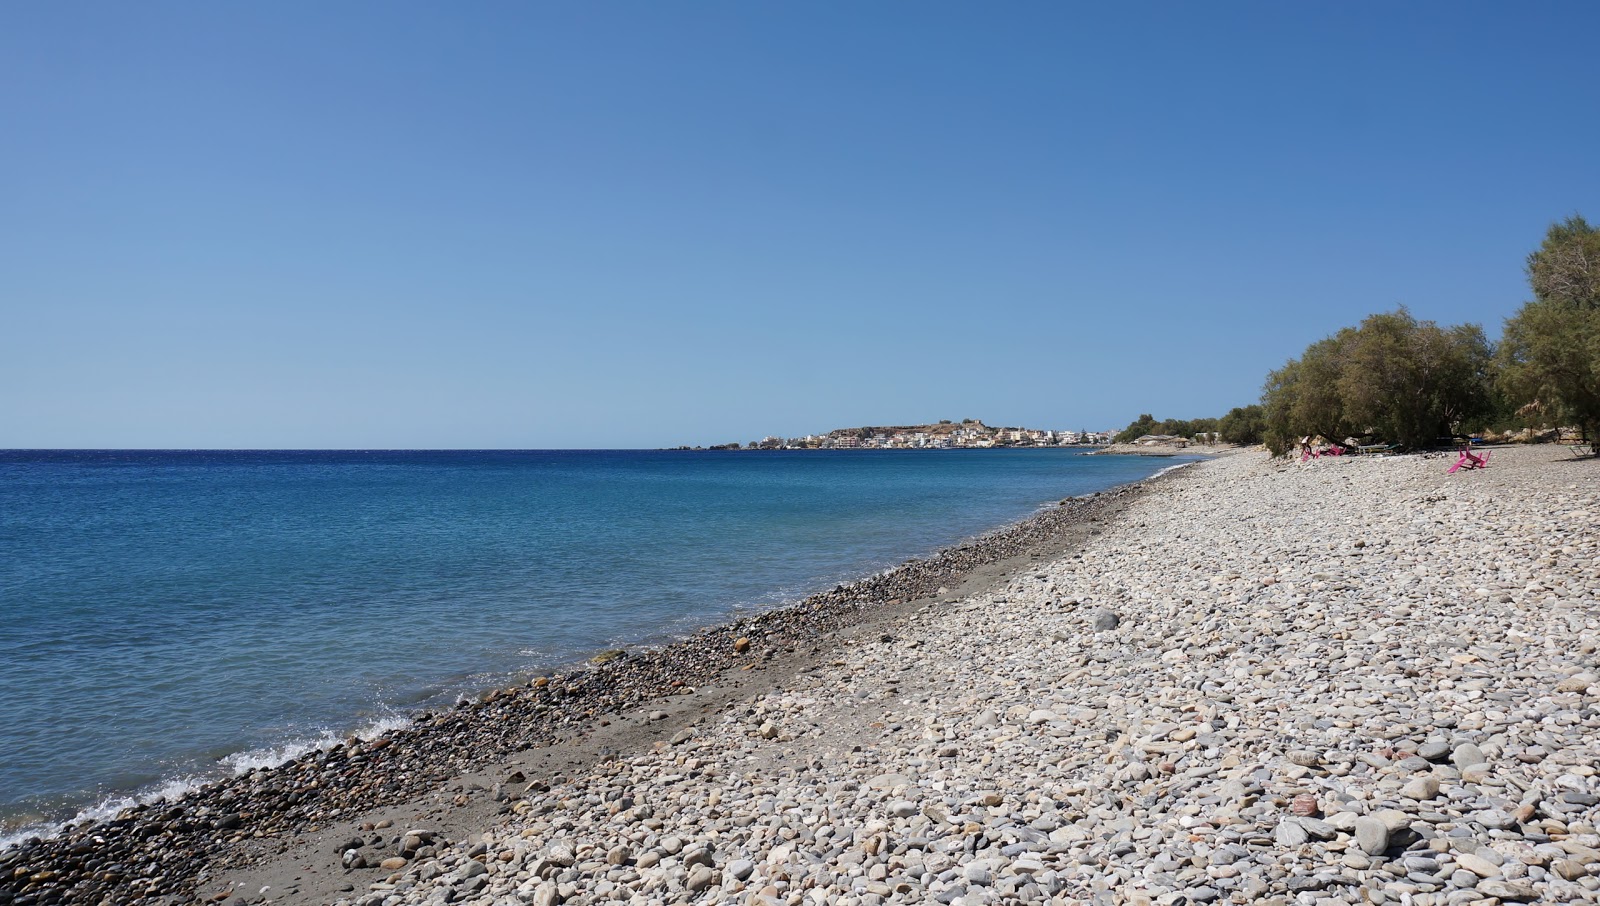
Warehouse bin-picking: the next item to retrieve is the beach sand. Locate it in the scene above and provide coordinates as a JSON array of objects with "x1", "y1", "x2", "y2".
[{"x1": 8, "y1": 446, "x2": 1600, "y2": 905}]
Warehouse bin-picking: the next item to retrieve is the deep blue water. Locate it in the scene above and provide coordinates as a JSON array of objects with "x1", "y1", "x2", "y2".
[{"x1": 0, "y1": 448, "x2": 1193, "y2": 843}]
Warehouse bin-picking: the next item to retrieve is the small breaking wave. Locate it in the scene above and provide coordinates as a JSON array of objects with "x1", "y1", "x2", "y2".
[
  {"x1": 0, "y1": 776, "x2": 202, "y2": 852},
  {"x1": 0, "y1": 714, "x2": 413, "y2": 853},
  {"x1": 220, "y1": 715, "x2": 412, "y2": 775}
]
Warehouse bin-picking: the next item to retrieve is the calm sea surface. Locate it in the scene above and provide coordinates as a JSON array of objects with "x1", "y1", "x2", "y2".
[{"x1": 0, "y1": 448, "x2": 1194, "y2": 842}]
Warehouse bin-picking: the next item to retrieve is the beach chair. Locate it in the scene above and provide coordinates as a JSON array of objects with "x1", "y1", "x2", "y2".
[
  {"x1": 1300, "y1": 443, "x2": 1345, "y2": 463},
  {"x1": 1447, "y1": 449, "x2": 1490, "y2": 473}
]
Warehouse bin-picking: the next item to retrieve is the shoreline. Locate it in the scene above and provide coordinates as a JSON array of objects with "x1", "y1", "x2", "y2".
[
  {"x1": 326, "y1": 446, "x2": 1596, "y2": 906},
  {"x1": 0, "y1": 460, "x2": 1200, "y2": 905}
]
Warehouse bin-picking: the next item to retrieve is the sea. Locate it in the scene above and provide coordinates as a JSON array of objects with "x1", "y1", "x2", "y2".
[{"x1": 0, "y1": 447, "x2": 1196, "y2": 846}]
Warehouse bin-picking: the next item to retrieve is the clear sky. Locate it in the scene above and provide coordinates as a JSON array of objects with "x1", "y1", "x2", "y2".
[{"x1": 3, "y1": 3, "x2": 1596, "y2": 448}]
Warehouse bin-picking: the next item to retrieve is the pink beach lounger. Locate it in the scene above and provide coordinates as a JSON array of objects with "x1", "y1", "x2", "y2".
[{"x1": 1447, "y1": 449, "x2": 1490, "y2": 473}]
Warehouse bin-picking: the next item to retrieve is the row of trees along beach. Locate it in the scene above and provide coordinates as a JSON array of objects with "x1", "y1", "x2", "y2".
[{"x1": 1114, "y1": 214, "x2": 1600, "y2": 456}]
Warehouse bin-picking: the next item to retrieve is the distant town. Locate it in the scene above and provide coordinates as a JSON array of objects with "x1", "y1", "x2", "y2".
[{"x1": 669, "y1": 419, "x2": 1116, "y2": 451}]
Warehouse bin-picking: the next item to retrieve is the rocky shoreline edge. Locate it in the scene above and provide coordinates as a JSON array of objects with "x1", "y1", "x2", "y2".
[{"x1": 0, "y1": 464, "x2": 1193, "y2": 906}]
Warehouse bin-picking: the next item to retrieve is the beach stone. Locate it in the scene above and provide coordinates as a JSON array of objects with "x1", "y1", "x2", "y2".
[
  {"x1": 1477, "y1": 879, "x2": 1536, "y2": 900},
  {"x1": 1373, "y1": 809, "x2": 1413, "y2": 832},
  {"x1": 1418, "y1": 740, "x2": 1452, "y2": 762},
  {"x1": 545, "y1": 842, "x2": 576, "y2": 867},
  {"x1": 1355, "y1": 816, "x2": 1392, "y2": 855},
  {"x1": 685, "y1": 865, "x2": 716, "y2": 892},
  {"x1": 1455, "y1": 851, "x2": 1502, "y2": 878},
  {"x1": 1299, "y1": 817, "x2": 1336, "y2": 840},
  {"x1": 1556, "y1": 673, "x2": 1596, "y2": 693},
  {"x1": 728, "y1": 858, "x2": 756, "y2": 881},
  {"x1": 1402, "y1": 776, "x2": 1441, "y2": 800},
  {"x1": 1553, "y1": 859, "x2": 1586, "y2": 881},
  {"x1": 1276, "y1": 819, "x2": 1310, "y2": 846},
  {"x1": 1452, "y1": 743, "x2": 1487, "y2": 769},
  {"x1": 1475, "y1": 808, "x2": 1517, "y2": 830},
  {"x1": 1290, "y1": 793, "x2": 1319, "y2": 816}
]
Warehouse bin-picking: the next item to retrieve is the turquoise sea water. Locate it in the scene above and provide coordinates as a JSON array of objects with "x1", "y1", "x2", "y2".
[{"x1": 0, "y1": 448, "x2": 1194, "y2": 843}]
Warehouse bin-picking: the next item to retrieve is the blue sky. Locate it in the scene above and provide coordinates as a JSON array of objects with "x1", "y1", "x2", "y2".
[{"x1": 3, "y1": 3, "x2": 1596, "y2": 448}]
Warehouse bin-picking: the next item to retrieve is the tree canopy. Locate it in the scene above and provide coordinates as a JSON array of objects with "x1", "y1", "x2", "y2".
[
  {"x1": 1217, "y1": 405, "x2": 1265, "y2": 445},
  {"x1": 1114, "y1": 213, "x2": 1596, "y2": 458},
  {"x1": 1112, "y1": 413, "x2": 1224, "y2": 444},
  {"x1": 1261, "y1": 309, "x2": 1492, "y2": 454},
  {"x1": 1498, "y1": 215, "x2": 1600, "y2": 441}
]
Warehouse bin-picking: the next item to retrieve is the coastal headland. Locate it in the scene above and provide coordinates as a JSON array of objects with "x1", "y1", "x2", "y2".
[
  {"x1": 7, "y1": 447, "x2": 1600, "y2": 906},
  {"x1": 670, "y1": 420, "x2": 1114, "y2": 452}
]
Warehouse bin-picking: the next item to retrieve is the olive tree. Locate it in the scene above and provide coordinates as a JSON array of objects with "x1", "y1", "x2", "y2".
[
  {"x1": 1218, "y1": 405, "x2": 1265, "y2": 445},
  {"x1": 1337, "y1": 310, "x2": 1492, "y2": 449},
  {"x1": 1262, "y1": 309, "x2": 1491, "y2": 454}
]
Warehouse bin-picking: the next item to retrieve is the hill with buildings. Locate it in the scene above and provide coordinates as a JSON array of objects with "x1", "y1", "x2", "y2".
[{"x1": 675, "y1": 419, "x2": 1113, "y2": 451}]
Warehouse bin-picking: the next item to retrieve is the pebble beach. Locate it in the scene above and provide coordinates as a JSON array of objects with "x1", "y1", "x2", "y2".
[{"x1": 7, "y1": 446, "x2": 1600, "y2": 905}]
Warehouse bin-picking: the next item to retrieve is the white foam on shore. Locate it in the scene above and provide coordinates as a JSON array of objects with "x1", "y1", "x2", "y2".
[
  {"x1": 220, "y1": 732, "x2": 343, "y2": 775},
  {"x1": 0, "y1": 715, "x2": 413, "y2": 853},
  {"x1": 0, "y1": 776, "x2": 203, "y2": 852},
  {"x1": 222, "y1": 715, "x2": 412, "y2": 775}
]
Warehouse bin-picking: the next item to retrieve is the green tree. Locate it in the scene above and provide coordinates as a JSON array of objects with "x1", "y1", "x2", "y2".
[
  {"x1": 1218, "y1": 405, "x2": 1265, "y2": 445},
  {"x1": 1261, "y1": 309, "x2": 1491, "y2": 454},
  {"x1": 1113, "y1": 414, "x2": 1157, "y2": 443},
  {"x1": 1528, "y1": 215, "x2": 1600, "y2": 308},
  {"x1": 1337, "y1": 309, "x2": 1492, "y2": 449},
  {"x1": 1263, "y1": 334, "x2": 1356, "y2": 454},
  {"x1": 1499, "y1": 215, "x2": 1600, "y2": 443},
  {"x1": 1163, "y1": 419, "x2": 1196, "y2": 438}
]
